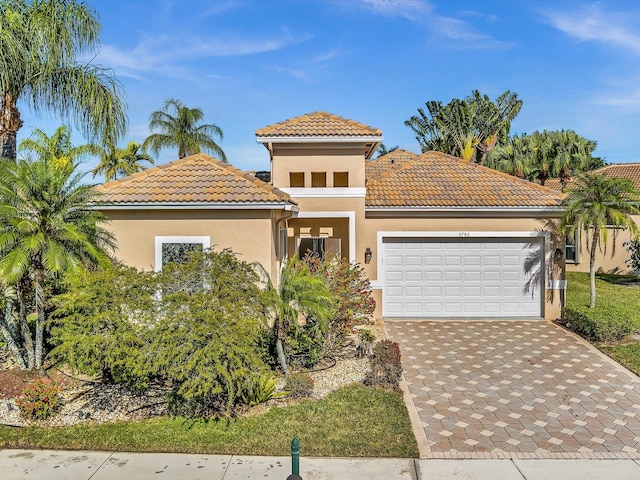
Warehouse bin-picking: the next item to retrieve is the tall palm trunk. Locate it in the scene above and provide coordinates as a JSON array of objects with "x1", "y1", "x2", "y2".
[
  {"x1": 275, "y1": 338, "x2": 289, "y2": 376},
  {"x1": 0, "y1": 308, "x2": 28, "y2": 370},
  {"x1": 274, "y1": 319, "x2": 290, "y2": 375},
  {"x1": 34, "y1": 267, "x2": 46, "y2": 369},
  {"x1": 17, "y1": 283, "x2": 36, "y2": 368},
  {"x1": 589, "y1": 228, "x2": 599, "y2": 309},
  {"x1": 0, "y1": 93, "x2": 23, "y2": 161}
]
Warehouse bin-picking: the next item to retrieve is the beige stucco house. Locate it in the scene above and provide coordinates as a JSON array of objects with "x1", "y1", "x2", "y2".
[
  {"x1": 97, "y1": 111, "x2": 567, "y2": 320},
  {"x1": 546, "y1": 164, "x2": 640, "y2": 274}
]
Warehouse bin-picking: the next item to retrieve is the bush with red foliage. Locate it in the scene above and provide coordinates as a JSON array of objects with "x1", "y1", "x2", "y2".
[{"x1": 364, "y1": 340, "x2": 402, "y2": 390}]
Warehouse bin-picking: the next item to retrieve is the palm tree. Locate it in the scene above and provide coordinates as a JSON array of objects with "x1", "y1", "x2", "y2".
[
  {"x1": 143, "y1": 98, "x2": 226, "y2": 161},
  {"x1": 376, "y1": 144, "x2": 399, "y2": 158},
  {"x1": 93, "y1": 141, "x2": 154, "y2": 181},
  {"x1": 265, "y1": 258, "x2": 333, "y2": 375},
  {"x1": 0, "y1": 154, "x2": 115, "y2": 369},
  {"x1": 19, "y1": 125, "x2": 98, "y2": 170},
  {"x1": 486, "y1": 135, "x2": 530, "y2": 179},
  {"x1": 405, "y1": 90, "x2": 522, "y2": 163},
  {"x1": 0, "y1": 0, "x2": 127, "y2": 161},
  {"x1": 561, "y1": 173, "x2": 640, "y2": 308},
  {"x1": 472, "y1": 90, "x2": 523, "y2": 165}
]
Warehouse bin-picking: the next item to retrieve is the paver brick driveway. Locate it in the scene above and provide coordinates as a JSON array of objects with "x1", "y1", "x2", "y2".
[{"x1": 387, "y1": 320, "x2": 640, "y2": 458}]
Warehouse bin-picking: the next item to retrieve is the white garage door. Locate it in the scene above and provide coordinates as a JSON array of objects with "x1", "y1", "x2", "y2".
[{"x1": 382, "y1": 238, "x2": 542, "y2": 318}]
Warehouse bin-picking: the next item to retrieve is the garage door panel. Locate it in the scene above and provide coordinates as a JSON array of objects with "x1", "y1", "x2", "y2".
[
  {"x1": 405, "y1": 286, "x2": 423, "y2": 296},
  {"x1": 445, "y1": 271, "x2": 462, "y2": 281},
  {"x1": 382, "y1": 238, "x2": 542, "y2": 318},
  {"x1": 405, "y1": 255, "x2": 423, "y2": 266},
  {"x1": 425, "y1": 271, "x2": 442, "y2": 281},
  {"x1": 385, "y1": 271, "x2": 403, "y2": 281},
  {"x1": 405, "y1": 271, "x2": 422, "y2": 281}
]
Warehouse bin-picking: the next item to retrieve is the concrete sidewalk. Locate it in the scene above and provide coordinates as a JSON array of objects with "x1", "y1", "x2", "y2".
[{"x1": 2, "y1": 449, "x2": 640, "y2": 479}]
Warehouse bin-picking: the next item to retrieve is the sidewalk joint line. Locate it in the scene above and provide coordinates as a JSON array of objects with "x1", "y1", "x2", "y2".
[{"x1": 87, "y1": 451, "x2": 114, "y2": 480}]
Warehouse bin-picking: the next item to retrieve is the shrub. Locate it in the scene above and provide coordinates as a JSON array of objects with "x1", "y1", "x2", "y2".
[
  {"x1": 285, "y1": 373, "x2": 315, "y2": 399},
  {"x1": 356, "y1": 329, "x2": 375, "y2": 357},
  {"x1": 239, "y1": 374, "x2": 278, "y2": 406},
  {"x1": 563, "y1": 307, "x2": 638, "y2": 342},
  {"x1": 304, "y1": 255, "x2": 375, "y2": 347},
  {"x1": 51, "y1": 249, "x2": 271, "y2": 416},
  {"x1": 16, "y1": 378, "x2": 63, "y2": 420},
  {"x1": 284, "y1": 315, "x2": 328, "y2": 369},
  {"x1": 365, "y1": 340, "x2": 402, "y2": 390},
  {"x1": 624, "y1": 239, "x2": 640, "y2": 272}
]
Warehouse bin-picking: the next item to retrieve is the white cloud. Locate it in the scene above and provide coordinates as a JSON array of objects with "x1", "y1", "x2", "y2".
[
  {"x1": 360, "y1": 0, "x2": 431, "y2": 20},
  {"x1": 92, "y1": 30, "x2": 308, "y2": 81},
  {"x1": 543, "y1": 3, "x2": 640, "y2": 55},
  {"x1": 264, "y1": 65, "x2": 309, "y2": 80},
  {"x1": 355, "y1": 0, "x2": 509, "y2": 48},
  {"x1": 595, "y1": 88, "x2": 640, "y2": 112}
]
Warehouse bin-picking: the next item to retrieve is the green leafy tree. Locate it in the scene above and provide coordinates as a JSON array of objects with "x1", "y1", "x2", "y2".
[
  {"x1": 93, "y1": 141, "x2": 154, "y2": 181},
  {"x1": 143, "y1": 98, "x2": 226, "y2": 161},
  {"x1": 0, "y1": 153, "x2": 115, "y2": 370},
  {"x1": 561, "y1": 173, "x2": 640, "y2": 308},
  {"x1": 0, "y1": 0, "x2": 127, "y2": 161},
  {"x1": 405, "y1": 90, "x2": 522, "y2": 164}
]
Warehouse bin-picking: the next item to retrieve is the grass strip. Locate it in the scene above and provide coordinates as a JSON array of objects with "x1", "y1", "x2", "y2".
[
  {"x1": 599, "y1": 343, "x2": 640, "y2": 376},
  {"x1": 0, "y1": 384, "x2": 418, "y2": 458}
]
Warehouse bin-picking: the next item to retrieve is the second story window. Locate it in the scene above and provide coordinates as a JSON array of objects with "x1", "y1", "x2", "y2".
[
  {"x1": 289, "y1": 172, "x2": 305, "y2": 187},
  {"x1": 333, "y1": 171, "x2": 349, "y2": 187},
  {"x1": 311, "y1": 172, "x2": 327, "y2": 187}
]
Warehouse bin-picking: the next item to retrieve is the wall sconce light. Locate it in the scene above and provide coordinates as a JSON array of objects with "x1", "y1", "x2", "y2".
[
  {"x1": 364, "y1": 247, "x2": 372, "y2": 264},
  {"x1": 554, "y1": 248, "x2": 564, "y2": 262}
]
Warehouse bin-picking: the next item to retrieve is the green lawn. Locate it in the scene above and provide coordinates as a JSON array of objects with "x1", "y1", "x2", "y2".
[
  {"x1": 565, "y1": 272, "x2": 640, "y2": 376},
  {"x1": 564, "y1": 272, "x2": 640, "y2": 342},
  {"x1": 599, "y1": 343, "x2": 640, "y2": 376},
  {"x1": 0, "y1": 384, "x2": 418, "y2": 458}
]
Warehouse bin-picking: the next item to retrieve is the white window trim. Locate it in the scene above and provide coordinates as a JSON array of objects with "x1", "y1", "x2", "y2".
[
  {"x1": 154, "y1": 236, "x2": 210, "y2": 271},
  {"x1": 565, "y1": 229, "x2": 580, "y2": 264},
  {"x1": 295, "y1": 211, "x2": 356, "y2": 262}
]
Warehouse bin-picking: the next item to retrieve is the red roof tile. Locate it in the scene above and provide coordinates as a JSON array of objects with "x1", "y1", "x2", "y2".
[
  {"x1": 256, "y1": 111, "x2": 382, "y2": 137},
  {"x1": 95, "y1": 154, "x2": 294, "y2": 206},
  {"x1": 366, "y1": 151, "x2": 565, "y2": 208}
]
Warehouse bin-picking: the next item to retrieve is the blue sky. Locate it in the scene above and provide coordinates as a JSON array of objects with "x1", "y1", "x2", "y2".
[{"x1": 17, "y1": 0, "x2": 640, "y2": 178}]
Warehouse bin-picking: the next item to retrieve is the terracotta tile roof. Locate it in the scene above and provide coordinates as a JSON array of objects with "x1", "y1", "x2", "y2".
[
  {"x1": 593, "y1": 163, "x2": 640, "y2": 187},
  {"x1": 544, "y1": 178, "x2": 564, "y2": 191},
  {"x1": 545, "y1": 164, "x2": 640, "y2": 192},
  {"x1": 95, "y1": 154, "x2": 294, "y2": 206},
  {"x1": 255, "y1": 111, "x2": 382, "y2": 138},
  {"x1": 366, "y1": 149, "x2": 420, "y2": 180},
  {"x1": 365, "y1": 151, "x2": 565, "y2": 208}
]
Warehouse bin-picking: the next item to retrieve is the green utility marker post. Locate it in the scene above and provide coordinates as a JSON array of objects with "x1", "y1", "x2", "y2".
[{"x1": 287, "y1": 437, "x2": 302, "y2": 480}]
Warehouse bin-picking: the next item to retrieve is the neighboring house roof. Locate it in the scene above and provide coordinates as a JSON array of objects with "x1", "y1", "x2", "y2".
[
  {"x1": 544, "y1": 178, "x2": 564, "y2": 191},
  {"x1": 95, "y1": 153, "x2": 296, "y2": 209},
  {"x1": 590, "y1": 163, "x2": 640, "y2": 187},
  {"x1": 366, "y1": 151, "x2": 565, "y2": 209},
  {"x1": 366, "y1": 149, "x2": 420, "y2": 180},
  {"x1": 546, "y1": 164, "x2": 640, "y2": 193},
  {"x1": 256, "y1": 111, "x2": 382, "y2": 138}
]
